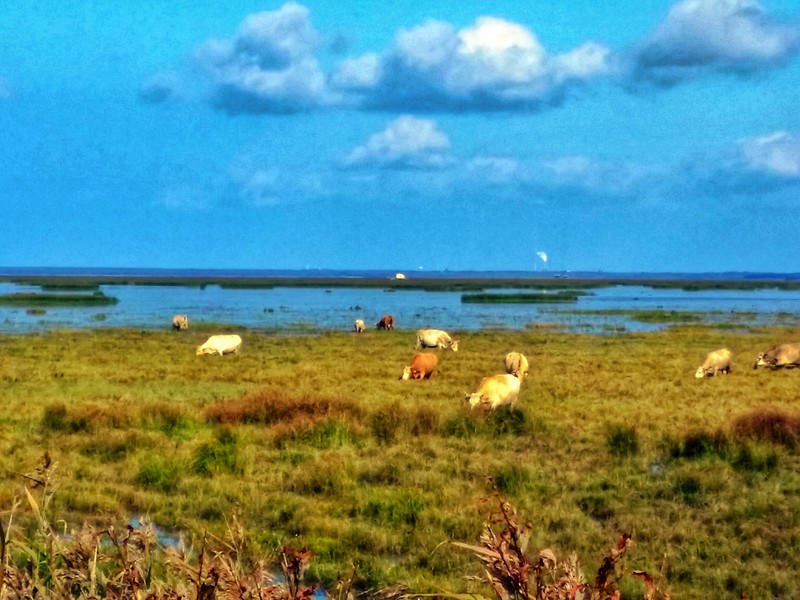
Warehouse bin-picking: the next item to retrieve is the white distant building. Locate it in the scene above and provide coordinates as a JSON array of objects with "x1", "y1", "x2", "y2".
[{"x1": 394, "y1": 273, "x2": 406, "y2": 280}]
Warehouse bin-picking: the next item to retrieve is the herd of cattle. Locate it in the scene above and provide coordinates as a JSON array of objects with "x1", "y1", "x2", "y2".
[
  {"x1": 696, "y1": 343, "x2": 800, "y2": 378},
  {"x1": 172, "y1": 313, "x2": 800, "y2": 410}
]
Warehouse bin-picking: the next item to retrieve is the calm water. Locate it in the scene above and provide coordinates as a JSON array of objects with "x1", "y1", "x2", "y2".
[{"x1": 2, "y1": 270, "x2": 800, "y2": 334}]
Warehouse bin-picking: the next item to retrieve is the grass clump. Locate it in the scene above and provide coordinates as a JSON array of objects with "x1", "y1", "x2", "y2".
[
  {"x1": 134, "y1": 456, "x2": 181, "y2": 492},
  {"x1": 606, "y1": 425, "x2": 639, "y2": 457},
  {"x1": 41, "y1": 403, "x2": 94, "y2": 433},
  {"x1": 192, "y1": 428, "x2": 242, "y2": 476}
]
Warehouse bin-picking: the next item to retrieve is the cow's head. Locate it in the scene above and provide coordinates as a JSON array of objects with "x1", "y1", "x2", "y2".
[
  {"x1": 753, "y1": 352, "x2": 774, "y2": 369},
  {"x1": 695, "y1": 366, "x2": 709, "y2": 379},
  {"x1": 450, "y1": 340, "x2": 460, "y2": 352},
  {"x1": 465, "y1": 392, "x2": 484, "y2": 409},
  {"x1": 401, "y1": 366, "x2": 413, "y2": 380}
]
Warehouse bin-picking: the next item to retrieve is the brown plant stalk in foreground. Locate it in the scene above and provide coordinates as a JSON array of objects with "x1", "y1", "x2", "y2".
[{"x1": 451, "y1": 492, "x2": 670, "y2": 600}]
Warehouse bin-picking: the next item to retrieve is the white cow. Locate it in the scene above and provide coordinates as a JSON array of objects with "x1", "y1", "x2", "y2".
[
  {"x1": 415, "y1": 329, "x2": 459, "y2": 352},
  {"x1": 353, "y1": 319, "x2": 365, "y2": 333},
  {"x1": 171, "y1": 314, "x2": 189, "y2": 331},
  {"x1": 695, "y1": 348, "x2": 732, "y2": 378},
  {"x1": 465, "y1": 374, "x2": 521, "y2": 410},
  {"x1": 504, "y1": 351, "x2": 529, "y2": 380},
  {"x1": 196, "y1": 334, "x2": 242, "y2": 356}
]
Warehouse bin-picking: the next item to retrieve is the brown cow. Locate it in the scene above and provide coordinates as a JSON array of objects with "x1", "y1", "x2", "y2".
[
  {"x1": 376, "y1": 314, "x2": 395, "y2": 330},
  {"x1": 401, "y1": 353, "x2": 438, "y2": 380}
]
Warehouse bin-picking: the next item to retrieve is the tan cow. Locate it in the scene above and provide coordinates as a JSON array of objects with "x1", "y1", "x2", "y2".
[
  {"x1": 353, "y1": 319, "x2": 365, "y2": 333},
  {"x1": 504, "y1": 351, "x2": 529, "y2": 380},
  {"x1": 465, "y1": 373, "x2": 521, "y2": 410},
  {"x1": 196, "y1": 334, "x2": 242, "y2": 356},
  {"x1": 172, "y1": 314, "x2": 189, "y2": 331},
  {"x1": 376, "y1": 314, "x2": 395, "y2": 330},
  {"x1": 754, "y1": 342, "x2": 800, "y2": 369},
  {"x1": 695, "y1": 348, "x2": 732, "y2": 378},
  {"x1": 415, "y1": 329, "x2": 459, "y2": 351},
  {"x1": 401, "y1": 353, "x2": 438, "y2": 380}
]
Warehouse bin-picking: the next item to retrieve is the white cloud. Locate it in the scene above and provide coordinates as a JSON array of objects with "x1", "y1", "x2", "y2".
[
  {"x1": 740, "y1": 131, "x2": 800, "y2": 178},
  {"x1": 628, "y1": 0, "x2": 799, "y2": 85},
  {"x1": 193, "y1": 2, "x2": 330, "y2": 114},
  {"x1": 331, "y1": 15, "x2": 610, "y2": 111},
  {"x1": 341, "y1": 116, "x2": 453, "y2": 170}
]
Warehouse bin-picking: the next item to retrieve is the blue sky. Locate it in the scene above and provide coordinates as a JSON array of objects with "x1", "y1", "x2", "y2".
[{"x1": 2, "y1": 0, "x2": 799, "y2": 273}]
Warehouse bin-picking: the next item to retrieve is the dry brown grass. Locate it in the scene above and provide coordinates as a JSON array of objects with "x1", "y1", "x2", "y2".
[
  {"x1": 204, "y1": 388, "x2": 363, "y2": 427},
  {"x1": 732, "y1": 408, "x2": 800, "y2": 449}
]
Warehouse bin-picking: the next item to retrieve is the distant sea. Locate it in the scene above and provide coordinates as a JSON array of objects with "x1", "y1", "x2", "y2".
[
  {"x1": 2, "y1": 267, "x2": 800, "y2": 335},
  {"x1": 2, "y1": 266, "x2": 800, "y2": 281}
]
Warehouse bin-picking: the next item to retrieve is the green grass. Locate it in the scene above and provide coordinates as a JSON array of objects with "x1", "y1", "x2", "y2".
[
  {"x1": 2, "y1": 325, "x2": 800, "y2": 598},
  {"x1": 461, "y1": 290, "x2": 590, "y2": 303},
  {"x1": 0, "y1": 291, "x2": 118, "y2": 307}
]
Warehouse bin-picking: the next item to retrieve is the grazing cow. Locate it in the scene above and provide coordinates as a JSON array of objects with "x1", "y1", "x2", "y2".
[
  {"x1": 465, "y1": 373, "x2": 521, "y2": 410},
  {"x1": 353, "y1": 319, "x2": 365, "y2": 333},
  {"x1": 196, "y1": 334, "x2": 242, "y2": 356},
  {"x1": 504, "y1": 351, "x2": 529, "y2": 380},
  {"x1": 695, "y1": 348, "x2": 732, "y2": 378},
  {"x1": 753, "y1": 342, "x2": 800, "y2": 369},
  {"x1": 415, "y1": 329, "x2": 459, "y2": 352},
  {"x1": 401, "y1": 353, "x2": 438, "y2": 380},
  {"x1": 376, "y1": 314, "x2": 395, "y2": 330},
  {"x1": 172, "y1": 314, "x2": 189, "y2": 331}
]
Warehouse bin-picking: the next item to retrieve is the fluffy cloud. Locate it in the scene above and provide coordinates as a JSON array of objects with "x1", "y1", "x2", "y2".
[
  {"x1": 627, "y1": 0, "x2": 799, "y2": 85},
  {"x1": 341, "y1": 116, "x2": 453, "y2": 169},
  {"x1": 333, "y1": 16, "x2": 610, "y2": 111},
  {"x1": 193, "y1": 2, "x2": 330, "y2": 114}
]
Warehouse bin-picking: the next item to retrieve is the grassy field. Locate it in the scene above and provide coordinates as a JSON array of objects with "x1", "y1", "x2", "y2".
[{"x1": 1, "y1": 325, "x2": 800, "y2": 598}]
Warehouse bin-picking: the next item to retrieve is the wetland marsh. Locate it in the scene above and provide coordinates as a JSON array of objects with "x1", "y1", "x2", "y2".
[{"x1": 2, "y1": 321, "x2": 800, "y2": 598}]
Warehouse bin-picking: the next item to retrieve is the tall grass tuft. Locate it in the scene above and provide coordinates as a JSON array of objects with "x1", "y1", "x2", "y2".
[
  {"x1": 192, "y1": 428, "x2": 242, "y2": 476},
  {"x1": 487, "y1": 409, "x2": 529, "y2": 437},
  {"x1": 732, "y1": 408, "x2": 800, "y2": 449},
  {"x1": 205, "y1": 387, "x2": 362, "y2": 426},
  {"x1": 606, "y1": 425, "x2": 639, "y2": 457},
  {"x1": 134, "y1": 456, "x2": 181, "y2": 492},
  {"x1": 669, "y1": 429, "x2": 730, "y2": 460}
]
